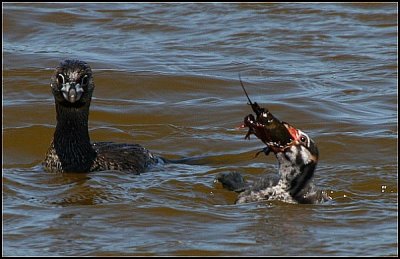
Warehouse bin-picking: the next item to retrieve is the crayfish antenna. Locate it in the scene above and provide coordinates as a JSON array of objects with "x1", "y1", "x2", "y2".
[{"x1": 239, "y1": 74, "x2": 263, "y2": 116}]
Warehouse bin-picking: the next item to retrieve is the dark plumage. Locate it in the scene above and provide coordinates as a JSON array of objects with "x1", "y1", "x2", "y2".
[{"x1": 43, "y1": 59, "x2": 159, "y2": 174}]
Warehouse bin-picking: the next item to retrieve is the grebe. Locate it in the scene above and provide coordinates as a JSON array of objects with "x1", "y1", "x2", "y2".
[
  {"x1": 43, "y1": 60, "x2": 159, "y2": 174},
  {"x1": 216, "y1": 78, "x2": 330, "y2": 204}
]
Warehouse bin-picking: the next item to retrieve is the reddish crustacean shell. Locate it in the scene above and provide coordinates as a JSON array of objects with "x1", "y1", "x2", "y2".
[{"x1": 239, "y1": 75, "x2": 298, "y2": 153}]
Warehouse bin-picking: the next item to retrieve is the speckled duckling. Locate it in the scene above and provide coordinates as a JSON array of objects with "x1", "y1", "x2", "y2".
[{"x1": 216, "y1": 78, "x2": 330, "y2": 204}]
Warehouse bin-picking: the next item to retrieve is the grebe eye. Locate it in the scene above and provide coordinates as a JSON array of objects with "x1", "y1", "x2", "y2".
[
  {"x1": 81, "y1": 75, "x2": 89, "y2": 86},
  {"x1": 57, "y1": 74, "x2": 65, "y2": 85}
]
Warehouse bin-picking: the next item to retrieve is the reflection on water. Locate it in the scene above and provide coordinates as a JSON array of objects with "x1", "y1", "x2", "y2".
[{"x1": 3, "y1": 3, "x2": 397, "y2": 256}]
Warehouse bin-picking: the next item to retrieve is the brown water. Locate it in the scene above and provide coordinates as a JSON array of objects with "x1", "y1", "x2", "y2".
[{"x1": 2, "y1": 3, "x2": 398, "y2": 256}]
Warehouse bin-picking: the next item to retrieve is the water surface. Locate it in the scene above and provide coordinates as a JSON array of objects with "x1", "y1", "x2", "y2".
[{"x1": 3, "y1": 3, "x2": 398, "y2": 256}]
